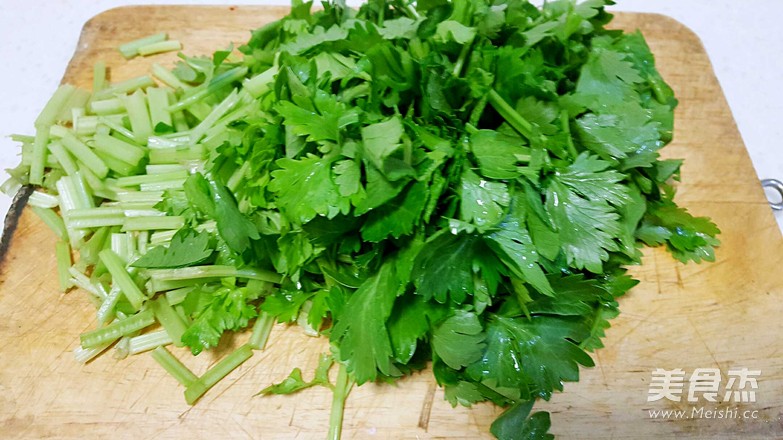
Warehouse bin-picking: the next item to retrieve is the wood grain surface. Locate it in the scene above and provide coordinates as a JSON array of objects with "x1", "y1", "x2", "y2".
[{"x1": 1, "y1": 6, "x2": 781, "y2": 440}]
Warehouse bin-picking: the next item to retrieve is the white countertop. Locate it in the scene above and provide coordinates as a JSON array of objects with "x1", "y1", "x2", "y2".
[{"x1": 1, "y1": 0, "x2": 781, "y2": 235}]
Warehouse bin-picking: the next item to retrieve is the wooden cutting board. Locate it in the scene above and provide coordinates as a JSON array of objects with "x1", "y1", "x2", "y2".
[{"x1": 1, "y1": 6, "x2": 781, "y2": 439}]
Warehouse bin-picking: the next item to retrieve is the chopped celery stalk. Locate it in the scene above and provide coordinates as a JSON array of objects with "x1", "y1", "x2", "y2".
[
  {"x1": 98, "y1": 117, "x2": 137, "y2": 141},
  {"x1": 56, "y1": 88, "x2": 91, "y2": 123},
  {"x1": 48, "y1": 141, "x2": 78, "y2": 175},
  {"x1": 94, "y1": 150, "x2": 138, "y2": 176},
  {"x1": 59, "y1": 131, "x2": 109, "y2": 178},
  {"x1": 114, "y1": 336, "x2": 132, "y2": 360},
  {"x1": 150, "y1": 296, "x2": 188, "y2": 346},
  {"x1": 75, "y1": 115, "x2": 100, "y2": 136},
  {"x1": 92, "y1": 133, "x2": 146, "y2": 166},
  {"x1": 150, "y1": 277, "x2": 221, "y2": 293},
  {"x1": 146, "y1": 164, "x2": 184, "y2": 175},
  {"x1": 151, "y1": 63, "x2": 190, "y2": 90},
  {"x1": 123, "y1": 209, "x2": 165, "y2": 218},
  {"x1": 122, "y1": 216, "x2": 184, "y2": 232},
  {"x1": 147, "y1": 87, "x2": 173, "y2": 129},
  {"x1": 116, "y1": 190, "x2": 165, "y2": 203},
  {"x1": 74, "y1": 340, "x2": 113, "y2": 364},
  {"x1": 11, "y1": 134, "x2": 35, "y2": 143},
  {"x1": 151, "y1": 346, "x2": 198, "y2": 387},
  {"x1": 68, "y1": 207, "x2": 125, "y2": 228},
  {"x1": 138, "y1": 40, "x2": 182, "y2": 57},
  {"x1": 28, "y1": 191, "x2": 59, "y2": 208},
  {"x1": 80, "y1": 309, "x2": 155, "y2": 348},
  {"x1": 70, "y1": 172, "x2": 96, "y2": 208},
  {"x1": 79, "y1": 226, "x2": 110, "y2": 266},
  {"x1": 172, "y1": 108, "x2": 189, "y2": 132},
  {"x1": 116, "y1": 170, "x2": 188, "y2": 187},
  {"x1": 55, "y1": 241, "x2": 72, "y2": 292},
  {"x1": 124, "y1": 90, "x2": 153, "y2": 145},
  {"x1": 128, "y1": 330, "x2": 173, "y2": 355},
  {"x1": 147, "y1": 266, "x2": 283, "y2": 284},
  {"x1": 99, "y1": 249, "x2": 146, "y2": 311},
  {"x1": 244, "y1": 65, "x2": 278, "y2": 98},
  {"x1": 90, "y1": 98, "x2": 125, "y2": 115},
  {"x1": 93, "y1": 60, "x2": 107, "y2": 92},
  {"x1": 148, "y1": 145, "x2": 205, "y2": 164},
  {"x1": 164, "y1": 286, "x2": 194, "y2": 306},
  {"x1": 227, "y1": 161, "x2": 250, "y2": 193},
  {"x1": 190, "y1": 88, "x2": 240, "y2": 143},
  {"x1": 184, "y1": 344, "x2": 253, "y2": 404},
  {"x1": 119, "y1": 33, "x2": 168, "y2": 59},
  {"x1": 149, "y1": 229, "x2": 177, "y2": 245},
  {"x1": 94, "y1": 75, "x2": 155, "y2": 100},
  {"x1": 35, "y1": 84, "x2": 76, "y2": 127},
  {"x1": 249, "y1": 312, "x2": 275, "y2": 350},
  {"x1": 110, "y1": 232, "x2": 134, "y2": 262},
  {"x1": 137, "y1": 230, "x2": 149, "y2": 255},
  {"x1": 185, "y1": 101, "x2": 213, "y2": 121},
  {"x1": 29, "y1": 128, "x2": 49, "y2": 185},
  {"x1": 169, "y1": 66, "x2": 249, "y2": 112},
  {"x1": 139, "y1": 179, "x2": 187, "y2": 192},
  {"x1": 68, "y1": 267, "x2": 104, "y2": 299},
  {"x1": 30, "y1": 207, "x2": 68, "y2": 241},
  {"x1": 96, "y1": 286, "x2": 122, "y2": 324}
]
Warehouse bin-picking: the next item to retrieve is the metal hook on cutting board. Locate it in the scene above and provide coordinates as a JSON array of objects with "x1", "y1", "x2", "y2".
[{"x1": 762, "y1": 179, "x2": 783, "y2": 211}]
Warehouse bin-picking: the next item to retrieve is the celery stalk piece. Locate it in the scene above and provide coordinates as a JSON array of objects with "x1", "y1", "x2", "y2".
[
  {"x1": 147, "y1": 87, "x2": 173, "y2": 130},
  {"x1": 92, "y1": 133, "x2": 146, "y2": 166},
  {"x1": 68, "y1": 207, "x2": 125, "y2": 229},
  {"x1": 243, "y1": 65, "x2": 278, "y2": 98},
  {"x1": 116, "y1": 190, "x2": 165, "y2": 203},
  {"x1": 123, "y1": 209, "x2": 165, "y2": 218},
  {"x1": 59, "y1": 131, "x2": 109, "y2": 179},
  {"x1": 93, "y1": 150, "x2": 138, "y2": 177},
  {"x1": 55, "y1": 241, "x2": 72, "y2": 292},
  {"x1": 68, "y1": 267, "x2": 104, "y2": 299},
  {"x1": 119, "y1": 33, "x2": 168, "y2": 59},
  {"x1": 56, "y1": 88, "x2": 91, "y2": 123},
  {"x1": 139, "y1": 179, "x2": 187, "y2": 192},
  {"x1": 169, "y1": 66, "x2": 248, "y2": 112},
  {"x1": 184, "y1": 344, "x2": 253, "y2": 404},
  {"x1": 90, "y1": 98, "x2": 125, "y2": 115},
  {"x1": 137, "y1": 230, "x2": 149, "y2": 255},
  {"x1": 35, "y1": 84, "x2": 76, "y2": 127},
  {"x1": 110, "y1": 232, "x2": 134, "y2": 262},
  {"x1": 138, "y1": 40, "x2": 182, "y2": 57},
  {"x1": 30, "y1": 128, "x2": 50, "y2": 186},
  {"x1": 97, "y1": 117, "x2": 137, "y2": 142},
  {"x1": 80, "y1": 309, "x2": 155, "y2": 348},
  {"x1": 123, "y1": 90, "x2": 153, "y2": 145},
  {"x1": 99, "y1": 249, "x2": 146, "y2": 311},
  {"x1": 148, "y1": 266, "x2": 282, "y2": 284},
  {"x1": 149, "y1": 278, "x2": 221, "y2": 293},
  {"x1": 327, "y1": 363, "x2": 354, "y2": 440},
  {"x1": 79, "y1": 226, "x2": 110, "y2": 266},
  {"x1": 150, "y1": 296, "x2": 188, "y2": 346},
  {"x1": 172, "y1": 108, "x2": 190, "y2": 132},
  {"x1": 151, "y1": 63, "x2": 190, "y2": 90},
  {"x1": 151, "y1": 346, "x2": 198, "y2": 387},
  {"x1": 164, "y1": 286, "x2": 194, "y2": 306},
  {"x1": 28, "y1": 191, "x2": 59, "y2": 208},
  {"x1": 74, "y1": 340, "x2": 113, "y2": 364},
  {"x1": 93, "y1": 75, "x2": 156, "y2": 101},
  {"x1": 93, "y1": 60, "x2": 107, "y2": 92},
  {"x1": 48, "y1": 142, "x2": 78, "y2": 176},
  {"x1": 75, "y1": 115, "x2": 100, "y2": 136},
  {"x1": 185, "y1": 101, "x2": 213, "y2": 121},
  {"x1": 145, "y1": 164, "x2": 185, "y2": 175},
  {"x1": 30, "y1": 84, "x2": 76, "y2": 184},
  {"x1": 30, "y1": 207, "x2": 68, "y2": 241},
  {"x1": 148, "y1": 145, "x2": 206, "y2": 164},
  {"x1": 190, "y1": 88, "x2": 240, "y2": 143},
  {"x1": 128, "y1": 330, "x2": 173, "y2": 355},
  {"x1": 249, "y1": 312, "x2": 275, "y2": 350},
  {"x1": 96, "y1": 286, "x2": 122, "y2": 324},
  {"x1": 116, "y1": 170, "x2": 188, "y2": 187},
  {"x1": 122, "y1": 216, "x2": 184, "y2": 232}
]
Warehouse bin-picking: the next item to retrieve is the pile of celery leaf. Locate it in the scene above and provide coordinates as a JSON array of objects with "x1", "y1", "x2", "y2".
[{"x1": 5, "y1": 0, "x2": 720, "y2": 438}]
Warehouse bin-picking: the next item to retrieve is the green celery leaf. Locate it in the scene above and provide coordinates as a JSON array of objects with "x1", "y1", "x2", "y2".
[{"x1": 131, "y1": 228, "x2": 213, "y2": 269}]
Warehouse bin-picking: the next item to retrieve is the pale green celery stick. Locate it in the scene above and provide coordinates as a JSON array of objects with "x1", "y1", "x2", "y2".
[
  {"x1": 123, "y1": 90, "x2": 153, "y2": 145},
  {"x1": 226, "y1": 161, "x2": 250, "y2": 193},
  {"x1": 138, "y1": 40, "x2": 181, "y2": 57},
  {"x1": 116, "y1": 190, "x2": 164, "y2": 203},
  {"x1": 149, "y1": 229, "x2": 177, "y2": 245},
  {"x1": 0, "y1": 177, "x2": 22, "y2": 197},
  {"x1": 119, "y1": 33, "x2": 167, "y2": 59},
  {"x1": 77, "y1": 163, "x2": 106, "y2": 195},
  {"x1": 97, "y1": 286, "x2": 122, "y2": 324},
  {"x1": 11, "y1": 134, "x2": 34, "y2": 143},
  {"x1": 94, "y1": 75, "x2": 155, "y2": 101},
  {"x1": 70, "y1": 172, "x2": 95, "y2": 208},
  {"x1": 171, "y1": 108, "x2": 189, "y2": 132},
  {"x1": 75, "y1": 115, "x2": 100, "y2": 136},
  {"x1": 114, "y1": 336, "x2": 134, "y2": 360},
  {"x1": 116, "y1": 170, "x2": 188, "y2": 187},
  {"x1": 137, "y1": 230, "x2": 149, "y2": 255},
  {"x1": 68, "y1": 267, "x2": 104, "y2": 299},
  {"x1": 31, "y1": 207, "x2": 68, "y2": 241},
  {"x1": 147, "y1": 133, "x2": 189, "y2": 149},
  {"x1": 58, "y1": 131, "x2": 109, "y2": 178},
  {"x1": 80, "y1": 226, "x2": 110, "y2": 266},
  {"x1": 148, "y1": 145, "x2": 205, "y2": 164},
  {"x1": 92, "y1": 133, "x2": 146, "y2": 166},
  {"x1": 128, "y1": 330, "x2": 172, "y2": 355},
  {"x1": 297, "y1": 301, "x2": 319, "y2": 336},
  {"x1": 68, "y1": 208, "x2": 125, "y2": 229},
  {"x1": 122, "y1": 216, "x2": 184, "y2": 232},
  {"x1": 56, "y1": 88, "x2": 91, "y2": 123},
  {"x1": 74, "y1": 340, "x2": 113, "y2": 364},
  {"x1": 110, "y1": 232, "x2": 134, "y2": 262},
  {"x1": 185, "y1": 101, "x2": 212, "y2": 121},
  {"x1": 90, "y1": 98, "x2": 125, "y2": 115},
  {"x1": 148, "y1": 266, "x2": 283, "y2": 284},
  {"x1": 145, "y1": 164, "x2": 185, "y2": 175},
  {"x1": 93, "y1": 150, "x2": 138, "y2": 176},
  {"x1": 244, "y1": 65, "x2": 278, "y2": 98},
  {"x1": 93, "y1": 60, "x2": 107, "y2": 92},
  {"x1": 151, "y1": 346, "x2": 198, "y2": 387},
  {"x1": 164, "y1": 286, "x2": 194, "y2": 306},
  {"x1": 35, "y1": 85, "x2": 76, "y2": 127},
  {"x1": 30, "y1": 128, "x2": 50, "y2": 186},
  {"x1": 190, "y1": 88, "x2": 240, "y2": 143},
  {"x1": 151, "y1": 63, "x2": 190, "y2": 90},
  {"x1": 81, "y1": 309, "x2": 155, "y2": 348},
  {"x1": 169, "y1": 66, "x2": 248, "y2": 112},
  {"x1": 184, "y1": 344, "x2": 253, "y2": 404},
  {"x1": 147, "y1": 87, "x2": 173, "y2": 130},
  {"x1": 327, "y1": 363, "x2": 354, "y2": 440},
  {"x1": 28, "y1": 191, "x2": 59, "y2": 208},
  {"x1": 100, "y1": 249, "x2": 146, "y2": 311},
  {"x1": 55, "y1": 241, "x2": 72, "y2": 292},
  {"x1": 123, "y1": 208, "x2": 164, "y2": 218},
  {"x1": 139, "y1": 180, "x2": 187, "y2": 192},
  {"x1": 151, "y1": 296, "x2": 187, "y2": 346},
  {"x1": 150, "y1": 278, "x2": 221, "y2": 293},
  {"x1": 249, "y1": 312, "x2": 275, "y2": 350},
  {"x1": 98, "y1": 117, "x2": 137, "y2": 142}
]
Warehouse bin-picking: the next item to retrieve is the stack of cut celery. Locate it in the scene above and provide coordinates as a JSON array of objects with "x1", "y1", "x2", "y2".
[{"x1": 2, "y1": 36, "x2": 279, "y2": 404}]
